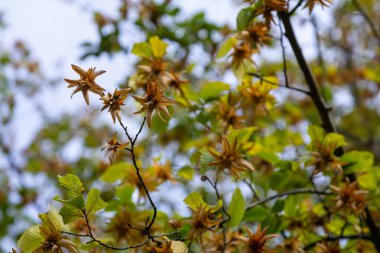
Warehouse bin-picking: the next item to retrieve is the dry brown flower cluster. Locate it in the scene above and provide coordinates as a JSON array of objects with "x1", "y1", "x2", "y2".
[{"x1": 208, "y1": 135, "x2": 255, "y2": 179}]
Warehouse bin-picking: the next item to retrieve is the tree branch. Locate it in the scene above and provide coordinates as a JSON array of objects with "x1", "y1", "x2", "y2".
[
  {"x1": 246, "y1": 188, "x2": 331, "y2": 210},
  {"x1": 81, "y1": 209, "x2": 150, "y2": 250},
  {"x1": 120, "y1": 117, "x2": 157, "y2": 231},
  {"x1": 278, "y1": 12, "x2": 336, "y2": 133},
  {"x1": 248, "y1": 72, "x2": 310, "y2": 95},
  {"x1": 202, "y1": 175, "x2": 231, "y2": 253},
  {"x1": 279, "y1": 21, "x2": 290, "y2": 87},
  {"x1": 352, "y1": 0, "x2": 380, "y2": 46},
  {"x1": 278, "y1": 11, "x2": 380, "y2": 252},
  {"x1": 304, "y1": 234, "x2": 372, "y2": 250},
  {"x1": 289, "y1": 0, "x2": 305, "y2": 16}
]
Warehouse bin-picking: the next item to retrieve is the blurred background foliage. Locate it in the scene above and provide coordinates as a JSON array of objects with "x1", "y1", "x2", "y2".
[{"x1": 1, "y1": 0, "x2": 380, "y2": 252}]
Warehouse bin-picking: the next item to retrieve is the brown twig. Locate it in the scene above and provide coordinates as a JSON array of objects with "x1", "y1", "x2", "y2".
[
  {"x1": 278, "y1": 21, "x2": 290, "y2": 87},
  {"x1": 278, "y1": 11, "x2": 380, "y2": 252},
  {"x1": 248, "y1": 72, "x2": 310, "y2": 95},
  {"x1": 81, "y1": 209, "x2": 150, "y2": 250},
  {"x1": 352, "y1": 0, "x2": 380, "y2": 46},
  {"x1": 120, "y1": 117, "x2": 157, "y2": 231},
  {"x1": 246, "y1": 188, "x2": 331, "y2": 210},
  {"x1": 289, "y1": 0, "x2": 305, "y2": 15},
  {"x1": 62, "y1": 117, "x2": 162, "y2": 250},
  {"x1": 304, "y1": 234, "x2": 372, "y2": 251},
  {"x1": 202, "y1": 175, "x2": 231, "y2": 253}
]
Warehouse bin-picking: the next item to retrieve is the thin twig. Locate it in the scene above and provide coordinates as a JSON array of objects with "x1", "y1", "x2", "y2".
[
  {"x1": 352, "y1": 0, "x2": 380, "y2": 45},
  {"x1": 248, "y1": 72, "x2": 310, "y2": 95},
  {"x1": 278, "y1": 21, "x2": 289, "y2": 87},
  {"x1": 82, "y1": 209, "x2": 150, "y2": 250},
  {"x1": 63, "y1": 117, "x2": 160, "y2": 251},
  {"x1": 243, "y1": 178, "x2": 260, "y2": 201},
  {"x1": 289, "y1": 0, "x2": 305, "y2": 16},
  {"x1": 120, "y1": 117, "x2": 157, "y2": 231},
  {"x1": 278, "y1": 11, "x2": 380, "y2": 252},
  {"x1": 304, "y1": 234, "x2": 372, "y2": 250},
  {"x1": 246, "y1": 188, "x2": 331, "y2": 210},
  {"x1": 310, "y1": 15, "x2": 326, "y2": 84},
  {"x1": 133, "y1": 117, "x2": 146, "y2": 145},
  {"x1": 61, "y1": 231, "x2": 88, "y2": 237},
  {"x1": 203, "y1": 176, "x2": 231, "y2": 253}
]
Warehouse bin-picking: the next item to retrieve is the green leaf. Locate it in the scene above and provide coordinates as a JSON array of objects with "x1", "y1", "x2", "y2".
[
  {"x1": 268, "y1": 170, "x2": 292, "y2": 190},
  {"x1": 177, "y1": 166, "x2": 194, "y2": 180},
  {"x1": 323, "y1": 132, "x2": 346, "y2": 148},
  {"x1": 307, "y1": 125, "x2": 325, "y2": 144},
  {"x1": 183, "y1": 192, "x2": 222, "y2": 212},
  {"x1": 86, "y1": 188, "x2": 108, "y2": 214},
  {"x1": 229, "y1": 126, "x2": 257, "y2": 143},
  {"x1": 326, "y1": 218, "x2": 345, "y2": 234},
  {"x1": 272, "y1": 200, "x2": 285, "y2": 212},
  {"x1": 244, "y1": 206, "x2": 268, "y2": 222},
  {"x1": 54, "y1": 195, "x2": 85, "y2": 210},
  {"x1": 149, "y1": 36, "x2": 168, "y2": 58},
  {"x1": 199, "y1": 147, "x2": 217, "y2": 173},
  {"x1": 284, "y1": 196, "x2": 300, "y2": 217},
  {"x1": 17, "y1": 225, "x2": 44, "y2": 253},
  {"x1": 100, "y1": 162, "x2": 129, "y2": 183},
  {"x1": 39, "y1": 209, "x2": 66, "y2": 230},
  {"x1": 183, "y1": 192, "x2": 205, "y2": 210},
  {"x1": 236, "y1": 6, "x2": 254, "y2": 31},
  {"x1": 358, "y1": 172, "x2": 377, "y2": 190},
  {"x1": 116, "y1": 185, "x2": 135, "y2": 204},
  {"x1": 60, "y1": 206, "x2": 83, "y2": 224},
  {"x1": 228, "y1": 188, "x2": 245, "y2": 228},
  {"x1": 58, "y1": 174, "x2": 84, "y2": 198},
  {"x1": 255, "y1": 151, "x2": 279, "y2": 164},
  {"x1": 340, "y1": 151, "x2": 374, "y2": 173},
  {"x1": 131, "y1": 42, "x2": 152, "y2": 58},
  {"x1": 216, "y1": 36, "x2": 236, "y2": 59},
  {"x1": 199, "y1": 81, "x2": 230, "y2": 101}
]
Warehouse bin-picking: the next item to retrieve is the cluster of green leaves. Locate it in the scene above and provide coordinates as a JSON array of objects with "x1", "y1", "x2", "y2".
[{"x1": 3, "y1": 0, "x2": 380, "y2": 252}]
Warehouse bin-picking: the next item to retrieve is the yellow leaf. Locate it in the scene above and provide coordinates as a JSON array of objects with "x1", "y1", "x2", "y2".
[
  {"x1": 170, "y1": 241, "x2": 188, "y2": 253},
  {"x1": 149, "y1": 36, "x2": 168, "y2": 58}
]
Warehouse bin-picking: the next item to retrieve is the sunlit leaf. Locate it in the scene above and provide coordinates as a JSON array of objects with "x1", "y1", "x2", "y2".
[
  {"x1": 59, "y1": 206, "x2": 83, "y2": 224},
  {"x1": 183, "y1": 192, "x2": 222, "y2": 212},
  {"x1": 340, "y1": 151, "x2": 374, "y2": 173},
  {"x1": 199, "y1": 81, "x2": 230, "y2": 102},
  {"x1": 131, "y1": 42, "x2": 152, "y2": 58},
  {"x1": 116, "y1": 185, "x2": 135, "y2": 204},
  {"x1": 184, "y1": 192, "x2": 205, "y2": 210},
  {"x1": 17, "y1": 225, "x2": 44, "y2": 253},
  {"x1": 177, "y1": 166, "x2": 194, "y2": 180},
  {"x1": 307, "y1": 125, "x2": 325, "y2": 144},
  {"x1": 171, "y1": 240, "x2": 188, "y2": 253},
  {"x1": 228, "y1": 188, "x2": 245, "y2": 228},
  {"x1": 236, "y1": 6, "x2": 254, "y2": 31},
  {"x1": 54, "y1": 195, "x2": 85, "y2": 210},
  {"x1": 149, "y1": 36, "x2": 168, "y2": 58},
  {"x1": 86, "y1": 188, "x2": 108, "y2": 214},
  {"x1": 57, "y1": 174, "x2": 84, "y2": 198},
  {"x1": 216, "y1": 36, "x2": 237, "y2": 58},
  {"x1": 100, "y1": 162, "x2": 129, "y2": 183}
]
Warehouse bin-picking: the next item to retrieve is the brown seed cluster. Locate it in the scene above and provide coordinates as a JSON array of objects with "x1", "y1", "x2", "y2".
[
  {"x1": 208, "y1": 136, "x2": 255, "y2": 179},
  {"x1": 330, "y1": 179, "x2": 368, "y2": 215}
]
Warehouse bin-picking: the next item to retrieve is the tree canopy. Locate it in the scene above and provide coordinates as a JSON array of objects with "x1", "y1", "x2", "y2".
[{"x1": 1, "y1": 0, "x2": 380, "y2": 252}]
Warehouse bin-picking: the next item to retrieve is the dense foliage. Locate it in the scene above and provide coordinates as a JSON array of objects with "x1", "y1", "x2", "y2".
[{"x1": 1, "y1": 0, "x2": 380, "y2": 252}]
